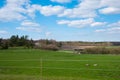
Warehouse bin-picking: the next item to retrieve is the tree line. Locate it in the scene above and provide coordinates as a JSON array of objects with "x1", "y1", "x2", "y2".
[
  {"x1": 1, "y1": 35, "x2": 120, "y2": 54},
  {"x1": 35, "y1": 39, "x2": 62, "y2": 51},
  {"x1": 0, "y1": 35, "x2": 34, "y2": 50},
  {"x1": 0, "y1": 35, "x2": 62, "y2": 50}
]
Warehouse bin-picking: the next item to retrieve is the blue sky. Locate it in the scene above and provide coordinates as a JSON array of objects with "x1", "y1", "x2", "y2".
[{"x1": 0, "y1": 0, "x2": 120, "y2": 41}]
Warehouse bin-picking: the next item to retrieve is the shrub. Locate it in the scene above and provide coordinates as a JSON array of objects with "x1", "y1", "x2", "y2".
[
  {"x1": 84, "y1": 47, "x2": 120, "y2": 54},
  {"x1": 84, "y1": 47, "x2": 108, "y2": 54},
  {"x1": 109, "y1": 48, "x2": 120, "y2": 55},
  {"x1": 0, "y1": 41, "x2": 9, "y2": 50}
]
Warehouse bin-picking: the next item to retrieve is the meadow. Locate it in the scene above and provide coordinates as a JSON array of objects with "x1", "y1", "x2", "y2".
[{"x1": 0, "y1": 48, "x2": 120, "y2": 80}]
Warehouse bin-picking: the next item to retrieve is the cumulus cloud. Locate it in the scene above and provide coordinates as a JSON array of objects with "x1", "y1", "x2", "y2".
[
  {"x1": 58, "y1": 7, "x2": 97, "y2": 18},
  {"x1": 27, "y1": 4, "x2": 65, "y2": 17},
  {"x1": 51, "y1": 0, "x2": 71, "y2": 3},
  {"x1": 0, "y1": 0, "x2": 65, "y2": 21},
  {"x1": 59, "y1": 0, "x2": 120, "y2": 18},
  {"x1": 27, "y1": 0, "x2": 120, "y2": 17},
  {"x1": 99, "y1": 0, "x2": 120, "y2": 14},
  {"x1": 16, "y1": 20, "x2": 41, "y2": 32},
  {"x1": 0, "y1": 0, "x2": 120, "y2": 21},
  {"x1": 58, "y1": 18, "x2": 106, "y2": 28},
  {"x1": 0, "y1": 0, "x2": 30, "y2": 21},
  {"x1": 58, "y1": 0, "x2": 100, "y2": 18},
  {"x1": 38, "y1": 5, "x2": 65, "y2": 16}
]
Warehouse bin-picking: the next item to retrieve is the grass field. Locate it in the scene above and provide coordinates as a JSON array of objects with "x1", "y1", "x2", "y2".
[{"x1": 0, "y1": 48, "x2": 120, "y2": 80}]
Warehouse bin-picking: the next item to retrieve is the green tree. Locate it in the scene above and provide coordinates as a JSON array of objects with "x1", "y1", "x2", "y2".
[
  {"x1": 0, "y1": 39, "x2": 9, "y2": 50},
  {"x1": 9, "y1": 35, "x2": 19, "y2": 47},
  {"x1": 18, "y1": 35, "x2": 28, "y2": 46},
  {"x1": 25, "y1": 39, "x2": 34, "y2": 48}
]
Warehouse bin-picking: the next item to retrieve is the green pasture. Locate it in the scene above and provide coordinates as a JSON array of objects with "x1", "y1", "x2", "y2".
[{"x1": 0, "y1": 48, "x2": 120, "y2": 80}]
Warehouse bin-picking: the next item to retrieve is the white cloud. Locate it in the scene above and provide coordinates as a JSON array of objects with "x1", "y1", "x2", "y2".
[
  {"x1": 21, "y1": 20, "x2": 40, "y2": 27},
  {"x1": 0, "y1": 30, "x2": 8, "y2": 34},
  {"x1": 0, "y1": 0, "x2": 65, "y2": 21},
  {"x1": 79, "y1": 0, "x2": 101, "y2": 9},
  {"x1": 39, "y1": 5, "x2": 65, "y2": 16},
  {"x1": 95, "y1": 20, "x2": 120, "y2": 33},
  {"x1": 26, "y1": 4, "x2": 65, "y2": 17},
  {"x1": 16, "y1": 20, "x2": 41, "y2": 32},
  {"x1": 99, "y1": 7, "x2": 120, "y2": 14},
  {"x1": 16, "y1": 27, "x2": 41, "y2": 32},
  {"x1": 58, "y1": 18, "x2": 94, "y2": 28},
  {"x1": 58, "y1": 0, "x2": 99, "y2": 18},
  {"x1": 100, "y1": 0, "x2": 120, "y2": 8},
  {"x1": 67, "y1": 18, "x2": 94, "y2": 28},
  {"x1": 26, "y1": 5, "x2": 41, "y2": 18},
  {"x1": 58, "y1": 7, "x2": 97, "y2": 18},
  {"x1": 51, "y1": 0, "x2": 71, "y2": 3},
  {"x1": 58, "y1": 18, "x2": 106, "y2": 28},
  {"x1": 0, "y1": 0, "x2": 30, "y2": 21},
  {"x1": 25, "y1": 0, "x2": 120, "y2": 17},
  {"x1": 99, "y1": 0, "x2": 120, "y2": 14},
  {"x1": 95, "y1": 27, "x2": 120, "y2": 33},
  {"x1": 91, "y1": 22, "x2": 106, "y2": 27},
  {"x1": 59, "y1": 0, "x2": 120, "y2": 18},
  {"x1": 57, "y1": 20, "x2": 70, "y2": 24},
  {"x1": 0, "y1": 0, "x2": 120, "y2": 21}
]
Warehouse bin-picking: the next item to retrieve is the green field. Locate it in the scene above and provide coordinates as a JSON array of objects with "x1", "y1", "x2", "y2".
[{"x1": 0, "y1": 48, "x2": 120, "y2": 80}]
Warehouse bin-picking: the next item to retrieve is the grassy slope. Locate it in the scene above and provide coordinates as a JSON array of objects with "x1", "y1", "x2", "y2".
[{"x1": 0, "y1": 48, "x2": 120, "y2": 80}]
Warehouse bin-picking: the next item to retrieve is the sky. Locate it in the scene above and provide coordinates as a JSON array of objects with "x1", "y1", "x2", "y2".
[{"x1": 0, "y1": 0, "x2": 120, "y2": 41}]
